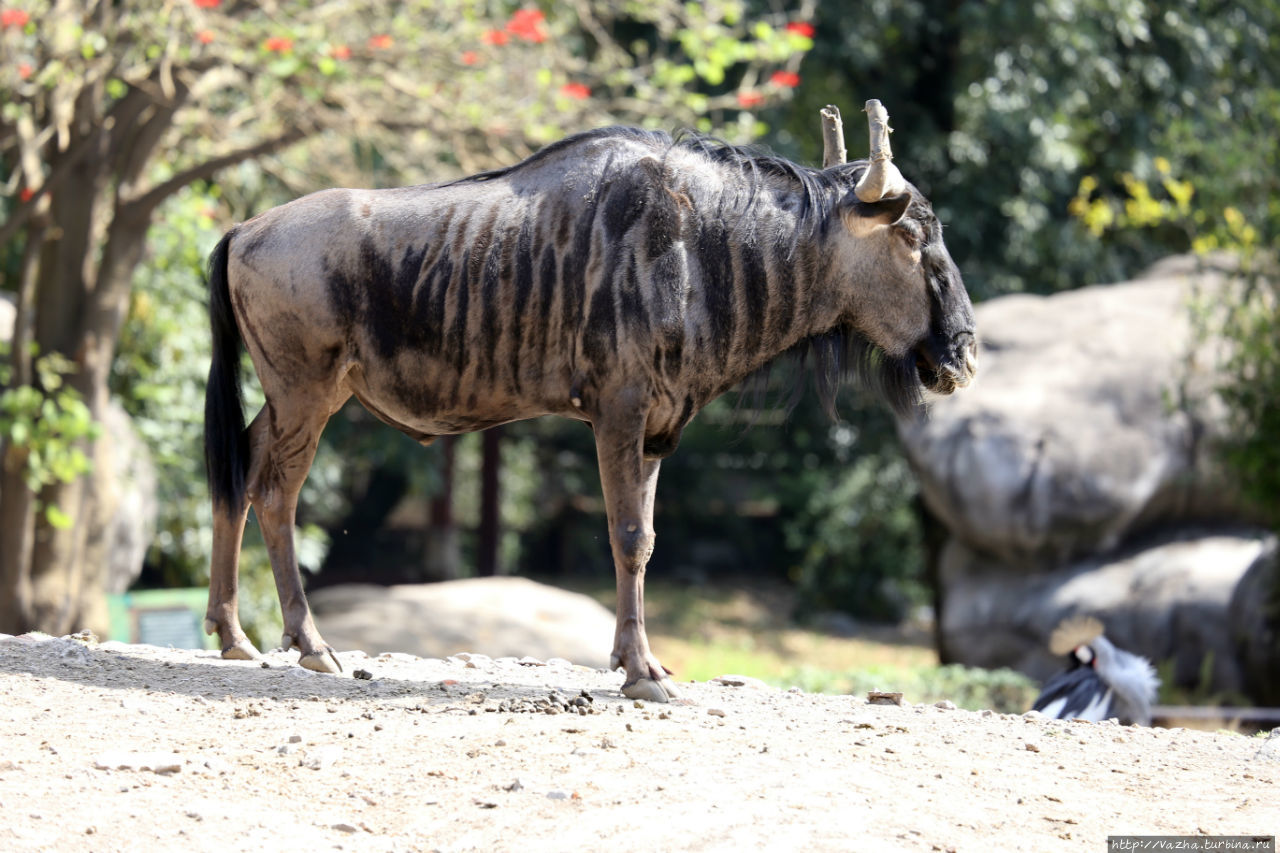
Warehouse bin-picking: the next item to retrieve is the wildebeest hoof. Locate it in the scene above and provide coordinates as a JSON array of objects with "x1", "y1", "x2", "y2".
[
  {"x1": 299, "y1": 648, "x2": 343, "y2": 674},
  {"x1": 622, "y1": 677, "x2": 680, "y2": 702},
  {"x1": 220, "y1": 639, "x2": 262, "y2": 661}
]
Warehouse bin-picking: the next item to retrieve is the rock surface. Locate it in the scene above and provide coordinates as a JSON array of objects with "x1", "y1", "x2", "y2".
[
  {"x1": 307, "y1": 576, "x2": 617, "y2": 669},
  {"x1": 899, "y1": 256, "x2": 1278, "y2": 696}
]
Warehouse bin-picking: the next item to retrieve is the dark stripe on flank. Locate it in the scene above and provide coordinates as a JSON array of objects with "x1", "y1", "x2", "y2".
[
  {"x1": 449, "y1": 249, "x2": 471, "y2": 373},
  {"x1": 736, "y1": 239, "x2": 769, "y2": 349},
  {"x1": 510, "y1": 217, "x2": 537, "y2": 392},
  {"x1": 698, "y1": 219, "x2": 736, "y2": 368}
]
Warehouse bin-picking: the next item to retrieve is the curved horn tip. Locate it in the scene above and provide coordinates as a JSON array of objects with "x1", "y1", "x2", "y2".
[{"x1": 855, "y1": 98, "x2": 907, "y2": 202}]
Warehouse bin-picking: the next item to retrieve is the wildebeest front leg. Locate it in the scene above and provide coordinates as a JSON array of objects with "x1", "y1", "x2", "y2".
[{"x1": 595, "y1": 415, "x2": 679, "y2": 702}]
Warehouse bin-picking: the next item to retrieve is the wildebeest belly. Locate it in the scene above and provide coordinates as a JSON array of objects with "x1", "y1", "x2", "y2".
[{"x1": 338, "y1": 351, "x2": 577, "y2": 443}]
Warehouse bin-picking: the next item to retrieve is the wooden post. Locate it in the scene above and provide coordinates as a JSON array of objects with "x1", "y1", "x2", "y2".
[{"x1": 476, "y1": 426, "x2": 502, "y2": 577}]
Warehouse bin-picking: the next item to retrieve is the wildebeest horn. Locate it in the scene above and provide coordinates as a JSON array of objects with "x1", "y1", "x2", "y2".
[{"x1": 854, "y1": 99, "x2": 908, "y2": 203}]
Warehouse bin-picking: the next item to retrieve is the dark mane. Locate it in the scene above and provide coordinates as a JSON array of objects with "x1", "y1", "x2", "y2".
[
  {"x1": 671, "y1": 130, "x2": 863, "y2": 241},
  {"x1": 445, "y1": 126, "x2": 673, "y2": 185}
]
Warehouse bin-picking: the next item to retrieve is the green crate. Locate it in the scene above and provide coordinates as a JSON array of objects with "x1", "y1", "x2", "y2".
[{"x1": 106, "y1": 588, "x2": 217, "y2": 651}]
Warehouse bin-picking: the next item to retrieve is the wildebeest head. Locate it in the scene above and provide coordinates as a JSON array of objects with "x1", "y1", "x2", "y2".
[{"x1": 827, "y1": 103, "x2": 977, "y2": 411}]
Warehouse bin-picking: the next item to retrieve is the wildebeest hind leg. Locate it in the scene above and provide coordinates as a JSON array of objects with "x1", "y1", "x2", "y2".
[
  {"x1": 205, "y1": 487, "x2": 260, "y2": 662},
  {"x1": 594, "y1": 412, "x2": 678, "y2": 702},
  {"x1": 246, "y1": 398, "x2": 341, "y2": 673}
]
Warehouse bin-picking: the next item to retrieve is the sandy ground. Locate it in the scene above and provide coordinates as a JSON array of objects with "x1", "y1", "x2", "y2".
[{"x1": 0, "y1": 632, "x2": 1276, "y2": 852}]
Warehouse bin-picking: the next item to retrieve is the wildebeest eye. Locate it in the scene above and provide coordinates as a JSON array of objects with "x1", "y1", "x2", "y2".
[{"x1": 894, "y1": 218, "x2": 924, "y2": 248}]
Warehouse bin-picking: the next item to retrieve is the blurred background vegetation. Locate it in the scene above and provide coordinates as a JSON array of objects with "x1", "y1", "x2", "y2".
[{"x1": 1, "y1": 1, "x2": 1277, "y2": 705}]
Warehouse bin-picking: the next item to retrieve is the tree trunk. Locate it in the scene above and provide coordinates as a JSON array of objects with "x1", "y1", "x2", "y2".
[
  {"x1": 0, "y1": 215, "x2": 45, "y2": 633},
  {"x1": 9, "y1": 162, "x2": 152, "y2": 636},
  {"x1": 476, "y1": 427, "x2": 502, "y2": 577},
  {"x1": 0, "y1": 453, "x2": 37, "y2": 633}
]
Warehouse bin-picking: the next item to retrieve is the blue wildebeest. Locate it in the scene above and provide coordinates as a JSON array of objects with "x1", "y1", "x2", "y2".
[{"x1": 203, "y1": 104, "x2": 977, "y2": 701}]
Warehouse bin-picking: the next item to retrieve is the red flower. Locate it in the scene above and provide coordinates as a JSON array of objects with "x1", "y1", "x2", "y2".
[
  {"x1": 263, "y1": 36, "x2": 293, "y2": 53},
  {"x1": 17, "y1": 61, "x2": 32, "y2": 79},
  {"x1": 197, "y1": 29, "x2": 215, "y2": 44},
  {"x1": 460, "y1": 50, "x2": 480, "y2": 66},
  {"x1": 192, "y1": 0, "x2": 220, "y2": 7},
  {"x1": 19, "y1": 187, "x2": 34, "y2": 203},
  {"x1": 1, "y1": 8, "x2": 30, "y2": 27},
  {"x1": 560, "y1": 82, "x2": 590, "y2": 100},
  {"x1": 785, "y1": 21, "x2": 814, "y2": 38},
  {"x1": 506, "y1": 8, "x2": 546, "y2": 43},
  {"x1": 770, "y1": 70, "x2": 801, "y2": 88},
  {"x1": 368, "y1": 34, "x2": 392, "y2": 50},
  {"x1": 481, "y1": 28, "x2": 508, "y2": 46},
  {"x1": 737, "y1": 90, "x2": 765, "y2": 108},
  {"x1": 330, "y1": 44, "x2": 351, "y2": 60}
]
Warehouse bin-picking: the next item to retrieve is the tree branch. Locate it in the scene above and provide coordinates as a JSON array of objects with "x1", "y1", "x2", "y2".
[{"x1": 116, "y1": 126, "x2": 309, "y2": 225}]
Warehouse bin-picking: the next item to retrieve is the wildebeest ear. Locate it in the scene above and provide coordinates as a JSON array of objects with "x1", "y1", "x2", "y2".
[{"x1": 841, "y1": 192, "x2": 912, "y2": 233}]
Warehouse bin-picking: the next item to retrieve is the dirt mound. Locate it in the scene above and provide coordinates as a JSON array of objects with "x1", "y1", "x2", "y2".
[{"x1": 1, "y1": 634, "x2": 1275, "y2": 851}]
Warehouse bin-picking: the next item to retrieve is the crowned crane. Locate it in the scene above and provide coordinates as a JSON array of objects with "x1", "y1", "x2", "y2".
[{"x1": 1032, "y1": 616, "x2": 1159, "y2": 726}]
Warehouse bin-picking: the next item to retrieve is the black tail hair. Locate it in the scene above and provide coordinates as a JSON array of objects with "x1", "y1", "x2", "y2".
[{"x1": 203, "y1": 227, "x2": 249, "y2": 511}]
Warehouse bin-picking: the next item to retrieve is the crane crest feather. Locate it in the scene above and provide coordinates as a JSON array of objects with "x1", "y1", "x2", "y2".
[{"x1": 1049, "y1": 615, "x2": 1105, "y2": 656}]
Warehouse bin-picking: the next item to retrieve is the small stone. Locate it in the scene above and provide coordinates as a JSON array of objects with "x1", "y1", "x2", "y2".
[
  {"x1": 711, "y1": 674, "x2": 769, "y2": 689},
  {"x1": 1025, "y1": 742, "x2": 1041, "y2": 753},
  {"x1": 547, "y1": 791, "x2": 568, "y2": 800},
  {"x1": 49, "y1": 637, "x2": 92, "y2": 665},
  {"x1": 201, "y1": 757, "x2": 232, "y2": 775},
  {"x1": 288, "y1": 734, "x2": 303, "y2": 743},
  {"x1": 867, "y1": 691, "x2": 905, "y2": 706},
  {"x1": 934, "y1": 700, "x2": 957, "y2": 711},
  {"x1": 707, "y1": 708, "x2": 727, "y2": 718},
  {"x1": 505, "y1": 778, "x2": 523, "y2": 792},
  {"x1": 93, "y1": 751, "x2": 183, "y2": 774},
  {"x1": 303, "y1": 746, "x2": 342, "y2": 770},
  {"x1": 352, "y1": 669, "x2": 373, "y2": 681},
  {"x1": 332, "y1": 823, "x2": 359, "y2": 833}
]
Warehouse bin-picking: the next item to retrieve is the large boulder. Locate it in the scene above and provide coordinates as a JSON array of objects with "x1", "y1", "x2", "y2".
[
  {"x1": 308, "y1": 576, "x2": 617, "y2": 668},
  {"x1": 899, "y1": 256, "x2": 1278, "y2": 697},
  {"x1": 936, "y1": 526, "x2": 1273, "y2": 692}
]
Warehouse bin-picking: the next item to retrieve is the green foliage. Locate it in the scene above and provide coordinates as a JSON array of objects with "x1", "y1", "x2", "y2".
[
  {"x1": 1216, "y1": 274, "x2": 1280, "y2": 529},
  {"x1": 785, "y1": 443, "x2": 926, "y2": 621},
  {"x1": 773, "y1": 0, "x2": 1278, "y2": 299},
  {"x1": 785, "y1": 662, "x2": 1038, "y2": 714},
  {"x1": 0, "y1": 345, "x2": 99, "y2": 528}
]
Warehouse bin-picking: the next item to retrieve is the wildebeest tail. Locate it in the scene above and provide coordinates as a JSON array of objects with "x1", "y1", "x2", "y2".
[{"x1": 204, "y1": 227, "x2": 249, "y2": 511}]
